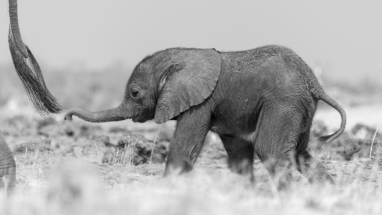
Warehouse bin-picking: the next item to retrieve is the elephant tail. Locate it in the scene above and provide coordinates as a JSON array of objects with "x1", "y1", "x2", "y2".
[
  {"x1": 8, "y1": 0, "x2": 62, "y2": 115},
  {"x1": 314, "y1": 91, "x2": 347, "y2": 143}
]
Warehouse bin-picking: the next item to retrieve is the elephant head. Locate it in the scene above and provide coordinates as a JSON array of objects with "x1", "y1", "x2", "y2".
[
  {"x1": 0, "y1": 132, "x2": 16, "y2": 193},
  {"x1": 8, "y1": 0, "x2": 62, "y2": 115},
  {"x1": 64, "y1": 48, "x2": 221, "y2": 124}
]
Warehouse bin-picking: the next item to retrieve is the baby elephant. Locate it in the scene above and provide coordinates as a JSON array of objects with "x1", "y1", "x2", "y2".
[{"x1": 65, "y1": 45, "x2": 346, "y2": 185}]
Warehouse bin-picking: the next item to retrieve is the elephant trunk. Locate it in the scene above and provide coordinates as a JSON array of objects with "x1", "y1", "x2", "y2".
[
  {"x1": 8, "y1": 0, "x2": 62, "y2": 115},
  {"x1": 64, "y1": 103, "x2": 133, "y2": 123},
  {"x1": 0, "y1": 132, "x2": 16, "y2": 193}
]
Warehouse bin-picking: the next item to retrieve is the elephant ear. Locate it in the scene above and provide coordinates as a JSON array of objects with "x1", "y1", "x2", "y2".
[{"x1": 154, "y1": 49, "x2": 221, "y2": 124}]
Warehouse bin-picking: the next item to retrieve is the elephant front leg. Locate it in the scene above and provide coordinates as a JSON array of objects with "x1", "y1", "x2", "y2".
[
  {"x1": 164, "y1": 107, "x2": 211, "y2": 176},
  {"x1": 219, "y1": 135, "x2": 255, "y2": 181}
]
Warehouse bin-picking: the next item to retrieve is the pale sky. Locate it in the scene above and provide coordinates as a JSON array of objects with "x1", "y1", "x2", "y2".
[{"x1": 1, "y1": 0, "x2": 381, "y2": 83}]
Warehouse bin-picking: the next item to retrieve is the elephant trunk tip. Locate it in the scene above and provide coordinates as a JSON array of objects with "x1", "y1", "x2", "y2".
[{"x1": 64, "y1": 109, "x2": 75, "y2": 121}]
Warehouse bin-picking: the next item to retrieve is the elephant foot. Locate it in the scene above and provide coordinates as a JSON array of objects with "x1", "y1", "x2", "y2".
[{"x1": 163, "y1": 160, "x2": 193, "y2": 177}]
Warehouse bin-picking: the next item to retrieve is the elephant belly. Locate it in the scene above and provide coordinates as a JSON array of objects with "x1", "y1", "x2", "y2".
[{"x1": 209, "y1": 103, "x2": 261, "y2": 140}]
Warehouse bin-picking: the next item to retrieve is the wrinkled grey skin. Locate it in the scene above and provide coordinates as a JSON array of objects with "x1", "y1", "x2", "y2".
[
  {"x1": 0, "y1": 132, "x2": 16, "y2": 193},
  {"x1": 65, "y1": 46, "x2": 346, "y2": 186}
]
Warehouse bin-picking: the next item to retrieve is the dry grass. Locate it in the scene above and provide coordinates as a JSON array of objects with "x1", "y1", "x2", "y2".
[{"x1": 0, "y1": 143, "x2": 381, "y2": 215}]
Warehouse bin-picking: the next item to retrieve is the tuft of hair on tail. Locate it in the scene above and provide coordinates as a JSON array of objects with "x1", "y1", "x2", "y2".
[{"x1": 8, "y1": 29, "x2": 62, "y2": 115}]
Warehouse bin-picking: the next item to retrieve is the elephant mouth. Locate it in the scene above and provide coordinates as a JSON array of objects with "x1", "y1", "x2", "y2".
[
  {"x1": 132, "y1": 116, "x2": 139, "y2": 122},
  {"x1": 133, "y1": 112, "x2": 150, "y2": 123},
  {"x1": 132, "y1": 115, "x2": 147, "y2": 123},
  {"x1": 131, "y1": 112, "x2": 140, "y2": 122},
  {"x1": 132, "y1": 109, "x2": 144, "y2": 122},
  {"x1": 131, "y1": 108, "x2": 152, "y2": 123}
]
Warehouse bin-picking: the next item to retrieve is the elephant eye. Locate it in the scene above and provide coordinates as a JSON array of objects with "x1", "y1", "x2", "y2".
[{"x1": 130, "y1": 88, "x2": 139, "y2": 98}]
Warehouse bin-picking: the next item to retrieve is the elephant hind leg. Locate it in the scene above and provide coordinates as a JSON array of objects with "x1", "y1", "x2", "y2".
[
  {"x1": 296, "y1": 150, "x2": 334, "y2": 184},
  {"x1": 219, "y1": 135, "x2": 254, "y2": 181},
  {"x1": 295, "y1": 122, "x2": 334, "y2": 184},
  {"x1": 253, "y1": 105, "x2": 304, "y2": 190},
  {"x1": 261, "y1": 153, "x2": 295, "y2": 190}
]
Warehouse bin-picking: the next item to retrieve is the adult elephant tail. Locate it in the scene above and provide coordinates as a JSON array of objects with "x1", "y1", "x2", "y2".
[
  {"x1": 0, "y1": 132, "x2": 16, "y2": 193},
  {"x1": 8, "y1": 0, "x2": 62, "y2": 115}
]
